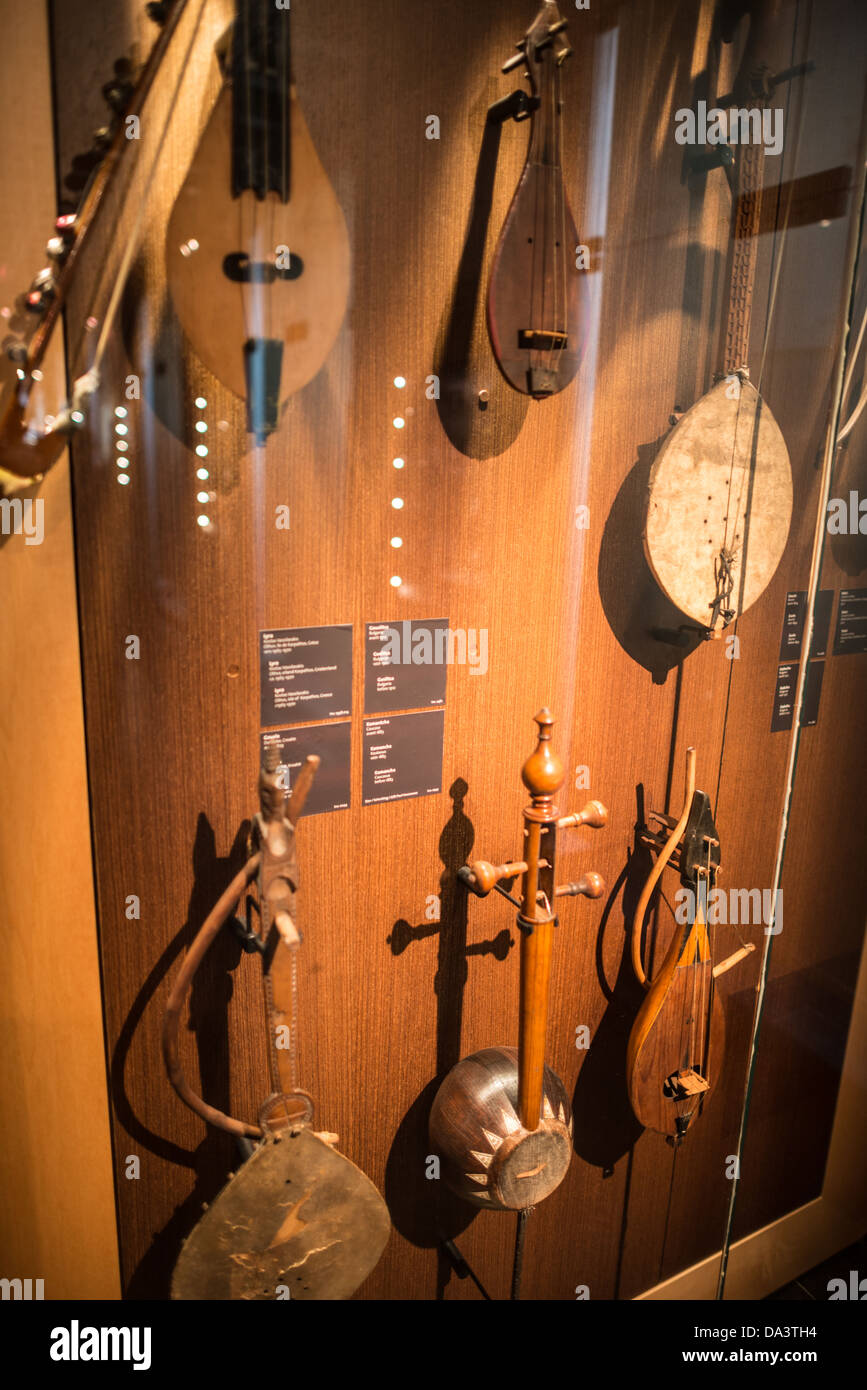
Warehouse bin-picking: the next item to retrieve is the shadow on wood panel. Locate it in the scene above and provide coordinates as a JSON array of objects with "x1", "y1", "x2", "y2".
[
  {"x1": 598, "y1": 435, "x2": 706, "y2": 680},
  {"x1": 113, "y1": 813, "x2": 252, "y2": 1296},
  {"x1": 435, "y1": 106, "x2": 529, "y2": 460},
  {"x1": 384, "y1": 778, "x2": 515, "y2": 1297}
]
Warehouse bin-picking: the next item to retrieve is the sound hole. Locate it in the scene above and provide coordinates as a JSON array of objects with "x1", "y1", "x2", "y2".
[{"x1": 222, "y1": 251, "x2": 304, "y2": 283}]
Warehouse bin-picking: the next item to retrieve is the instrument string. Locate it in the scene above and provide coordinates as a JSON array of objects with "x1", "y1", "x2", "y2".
[
  {"x1": 556, "y1": 61, "x2": 569, "y2": 383},
  {"x1": 544, "y1": 59, "x2": 558, "y2": 381},
  {"x1": 530, "y1": 45, "x2": 542, "y2": 388}
]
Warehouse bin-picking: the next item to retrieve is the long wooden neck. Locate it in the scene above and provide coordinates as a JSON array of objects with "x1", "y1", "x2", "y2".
[
  {"x1": 527, "y1": 58, "x2": 562, "y2": 168},
  {"x1": 231, "y1": 0, "x2": 292, "y2": 201},
  {"x1": 516, "y1": 715, "x2": 562, "y2": 1131},
  {"x1": 719, "y1": 0, "x2": 789, "y2": 375}
]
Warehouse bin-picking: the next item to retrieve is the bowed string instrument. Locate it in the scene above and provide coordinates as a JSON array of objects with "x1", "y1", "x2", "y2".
[
  {"x1": 644, "y1": 0, "x2": 810, "y2": 633},
  {"x1": 487, "y1": 0, "x2": 588, "y2": 399},
  {"x1": 162, "y1": 747, "x2": 390, "y2": 1300},
  {"x1": 0, "y1": 0, "x2": 189, "y2": 483},
  {"x1": 166, "y1": 0, "x2": 350, "y2": 441},
  {"x1": 626, "y1": 747, "x2": 755, "y2": 1143},
  {"x1": 430, "y1": 709, "x2": 606, "y2": 1297}
]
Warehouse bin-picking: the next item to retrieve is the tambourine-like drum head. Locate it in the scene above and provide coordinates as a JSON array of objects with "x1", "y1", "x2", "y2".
[
  {"x1": 644, "y1": 378, "x2": 792, "y2": 628},
  {"x1": 429, "y1": 1046, "x2": 573, "y2": 1210},
  {"x1": 171, "y1": 1129, "x2": 391, "y2": 1300}
]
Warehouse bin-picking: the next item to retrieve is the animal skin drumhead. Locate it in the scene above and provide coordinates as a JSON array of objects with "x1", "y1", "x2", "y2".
[
  {"x1": 171, "y1": 1129, "x2": 390, "y2": 1300},
  {"x1": 643, "y1": 378, "x2": 792, "y2": 628}
]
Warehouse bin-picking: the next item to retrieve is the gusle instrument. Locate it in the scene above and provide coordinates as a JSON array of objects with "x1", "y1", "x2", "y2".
[
  {"x1": 487, "y1": 1, "x2": 588, "y2": 399},
  {"x1": 430, "y1": 709, "x2": 606, "y2": 1228},
  {"x1": 626, "y1": 747, "x2": 755, "y2": 1142},
  {"x1": 162, "y1": 748, "x2": 390, "y2": 1300}
]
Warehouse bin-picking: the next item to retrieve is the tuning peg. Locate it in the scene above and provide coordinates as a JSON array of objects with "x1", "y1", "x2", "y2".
[
  {"x1": 92, "y1": 125, "x2": 114, "y2": 152},
  {"x1": 558, "y1": 800, "x2": 608, "y2": 831},
  {"x1": 502, "y1": 49, "x2": 528, "y2": 75},
  {"x1": 25, "y1": 269, "x2": 55, "y2": 313},
  {"x1": 459, "y1": 859, "x2": 527, "y2": 897},
  {"x1": 102, "y1": 78, "x2": 134, "y2": 114},
  {"x1": 555, "y1": 872, "x2": 605, "y2": 900}
]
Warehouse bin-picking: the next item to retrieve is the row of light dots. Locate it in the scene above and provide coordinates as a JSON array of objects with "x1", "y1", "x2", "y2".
[
  {"x1": 193, "y1": 396, "x2": 211, "y2": 527},
  {"x1": 390, "y1": 375, "x2": 407, "y2": 587},
  {"x1": 115, "y1": 406, "x2": 130, "y2": 481}
]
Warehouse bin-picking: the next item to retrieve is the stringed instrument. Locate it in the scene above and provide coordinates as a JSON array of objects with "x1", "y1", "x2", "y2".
[
  {"x1": 162, "y1": 748, "x2": 390, "y2": 1300},
  {"x1": 430, "y1": 711, "x2": 605, "y2": 1237},
  {"x1": 487, "y1": 1, "x2": 587, "y2": 399},
  {"x1": 0, "y1": 0, "x2": 185, "y2": 481},
  {"x1": 626, "y1": 748, "x2": 754, "y2": 1142},
  {"x1": 644, "y1": 0, "x2": 796, "y2": 632},
  {"x1": 166, "y1": 0, "x2": 350, "y2": 440}
]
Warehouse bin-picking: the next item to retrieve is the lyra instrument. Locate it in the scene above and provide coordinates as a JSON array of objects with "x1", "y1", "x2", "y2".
[
  {"x1": 430, "y1": 709, "x2": 606, "y2": 1225},
  {"x1": 644, "y1": 0, "x2": 796, "y2": 632},
  {"x1": 166, "y1": 0, "x2": 350, "y2": 440},
  {"x1": 163, "y1": 748, "x2": 390, "y2": 1300},
  {"x1": 487, "y1": 2, "x2": 587, "y2": 399},
  {"x1": 626, "y1": 747, "x2": 755, "y2": 1142}
]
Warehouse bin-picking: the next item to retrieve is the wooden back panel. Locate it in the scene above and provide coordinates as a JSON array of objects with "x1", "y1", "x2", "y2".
[{"x1": 50, "y1": 0, "x2": 867, "y2": 1298}]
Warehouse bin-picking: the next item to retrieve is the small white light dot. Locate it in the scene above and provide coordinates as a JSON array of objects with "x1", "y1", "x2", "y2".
[
  {"x1": 195, "y1": 421, "x2": 208, "y2": 433},
  {"x1": 392, "y1": 457, "x2": 405, "y2": 469},
  {"x1": 197, "y1": 514, "x2": 209, "y2": 527},
  {"x1": 117, "y1": 473, "x2": 130, "y2": 485},
  {"x1": 196, "y1": 468, "x2": 209, "y2": 480},
  {"x1": 116, "y1": 440, "x2": 128, "y2": 452},
  {"x1": 195, "y1": 444, "x2": 208, "y2": 457},
  {"x1": 389, "y1": 575, "x2": 402, "y2": 588},
  {"x1": 16, "y1": 369, "x2": 25, "y2": 380},
  {"x1": 180, "y1": 243, "x2": 191, "y2": 258},
  {"x1": 194, "y1": 396, "x2": 207, "y2": 409},
  {"x1": 393, "y1": 376, "x2": 406, "y2": 389},
  {"x1": 390, "y1": 537, "x2": 403, "y2": 548},
  {"x1": 187, "y1": 238, "x2": 199, "y2": 252},
  {"x1": 819, "y1": 219, "x2": 831, "y2": 229},
  {"x1": 116, "y1": 458, "x2": 128, "y2": 469},
  {"x1": 217, "y1": 420, "x2": 229, "y2": 431},
  {"x1": 393, "y1": 417, "x2": 405, "y2": 429},
  {"x1": 1, "y1": 306, "x2": 10, "y2": 319},
  {"x1": 115, "y1": 423, "x2": 128, "y2": 436},
  {"x1": 196, "y1": 490, "x2": 210, "y2": 503},
  {"x1": 115, "y1": 406, "x2": 127, "y2": 418},
  {"x1": 32, "y1": 369, "x2": 43, "y2": 382},
  {"x1": 70, "y1": 409, "x2": 84, "y2": 423},
  {"x1": 391, "y1": 497, "x2": 404, "y2": 510}
]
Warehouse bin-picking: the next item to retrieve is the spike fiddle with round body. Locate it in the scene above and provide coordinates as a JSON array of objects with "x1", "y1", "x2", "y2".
[{"x1": 429, "y1": 709, "x2": 606, "y2": 1222}]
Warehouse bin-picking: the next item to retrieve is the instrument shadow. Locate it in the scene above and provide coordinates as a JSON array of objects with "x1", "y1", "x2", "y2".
[
  {"x1": 115, "y1": 812, "x2": 253, "y2": 1296},
  {"x1": 434, "y1": 111, "x2": 528, "y2": 460},
  {"x1": 570, "y1": 843, "x2": 648, "y2": 1174},
  {"x1": 384, "y1": 778, "x2": 514, "y2": 1297},
  {"x1": 597, "y1": 435, "x2": 706, "y2": 681}
]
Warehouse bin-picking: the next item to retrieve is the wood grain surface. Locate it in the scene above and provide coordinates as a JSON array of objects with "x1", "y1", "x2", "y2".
[{"x1": 49, "y1": 0, "x2": 867, "y2": 1298}]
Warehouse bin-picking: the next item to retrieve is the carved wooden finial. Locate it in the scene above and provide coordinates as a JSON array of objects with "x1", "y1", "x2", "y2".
[{"x1": 521, "y1": 708, "x2": 564, "y2": 802}]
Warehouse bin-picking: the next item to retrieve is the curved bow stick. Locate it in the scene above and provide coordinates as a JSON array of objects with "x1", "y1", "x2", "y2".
[
  {"x1": 627, "y1": 748, "x2": 754, "y2": 1141},
  {"x1": 631, "y1": 747, "x2": 696, "y2": 989}
]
